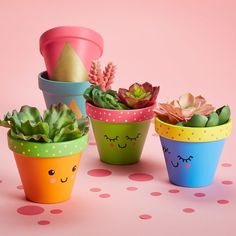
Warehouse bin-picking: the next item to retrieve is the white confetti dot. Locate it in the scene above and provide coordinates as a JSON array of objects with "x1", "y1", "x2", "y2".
[
  {"x1": 108, "y1": 113, "x2": 111, "y2": 116},
  {"x1": 27, "y1": 149, "x2": 31, "y2": 152},
  {"x1": 106, "y1": 119, "x2": 108, "y2": 122},
  {"x1": 52, "y1": 153, "x2": 55, "y2": 156},
  {"x1": 120, "y1": 112, "x2": 123, "y2": 114},
  {"x1": 37, "y1": 154, "x2": 40, "y2": 157},
  {"x1": 52, "y1": 146, "x2": 55, "y2": 149},
  {"x1": 125, "y1": 120, "x2": 128, "y2": 122},
  {"x1": 20, "y1": 143, "x2": 24, "y2": 146},
  {"x1": 112, "y1": 119, "x2": 115, "y2": 122},
  {"x1": 58, "y1": 150, "x2": 62, "y2": 153},
  {"x1": 22, "y1": 151, "x2": 25, "y2": 155},
  {"x1": 45, "y1": 150, "x2": 48, "y2": 153},
  {"x1": 118, "y1": 116, "x2": 121, "y2": 118},
  {"x1": 14, "y1": 146, "x2": 17, "y2": 149}
]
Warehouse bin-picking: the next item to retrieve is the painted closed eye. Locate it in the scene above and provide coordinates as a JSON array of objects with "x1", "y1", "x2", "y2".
[
  {"x1": 104, "y1": 134, "x2": 119, "y2": 142},
  {"x1": 126, "y1": 133, "x2": 141, "y2": 141},
  {"x1": 177, "y1": 155, "x2": 193, "y2": 163}
]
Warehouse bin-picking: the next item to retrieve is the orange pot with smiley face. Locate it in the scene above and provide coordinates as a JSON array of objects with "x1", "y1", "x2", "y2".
[{"x1": 8, "y1": 132, "x2": 88, "y2": 203}]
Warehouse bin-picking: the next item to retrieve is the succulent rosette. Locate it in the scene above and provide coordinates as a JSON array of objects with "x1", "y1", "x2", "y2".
[
  {"x1": 0, "y1": 103, "x2": 89, "y2": 142},
  {"x1": 118, "y1": 82, "x2": 160, "y2": 109},
  {"x1": 155, "y1": 93, "x2": 231, "y2": 127},
  {"x1": 83, "y1": 86, "x2": 128, "y2": 110}
]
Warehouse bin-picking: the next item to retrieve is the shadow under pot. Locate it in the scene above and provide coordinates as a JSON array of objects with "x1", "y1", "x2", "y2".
[
  {"x1": 38, "y1": 71, "x2": 90, "y2": 117},
  {"x1": 8, "y1": 132, "x2": 88, "y2": 203},
  {"x1": 86, "y1": 103, "x2": 155, "y2": 165},
  {"x1": 155, "y1": 117, "x2": 232, "y2": 187}
]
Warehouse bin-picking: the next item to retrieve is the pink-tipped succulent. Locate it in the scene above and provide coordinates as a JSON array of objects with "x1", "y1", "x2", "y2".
[
  {"x1": 155, "y1": 93, "x2": 215, "y2": 124},
  {"x1": 118, "y1": 82, "x2": 160, "y2": 109},
  {"x1": 88, "y1": 61, "x2": 116, "y2": 91}
]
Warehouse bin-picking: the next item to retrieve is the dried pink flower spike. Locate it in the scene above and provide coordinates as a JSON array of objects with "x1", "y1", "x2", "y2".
[
  {"x1": 88, "y1": 61, "x2": 103, "y2": 86},
  {"x1": 88, "y1": 61, "x2": 115, "y2": 91},
  {"x1": 155, "y1": 93, "x2": 215, "y2": 124},
  {"x1": 102, "y1": 62, "x2": 116, "y2": 91}
]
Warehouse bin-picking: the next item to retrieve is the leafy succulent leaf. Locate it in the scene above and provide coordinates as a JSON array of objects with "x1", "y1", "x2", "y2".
[
  {"x1": 216, "y1": 105, "x2": 231, "y2": 125},
  {"x1": 83, "y1": 86, "x2": 129, "y2": 110},
  {"x1": 0, "y1": 104, "x2": 89, "y2": 143}
]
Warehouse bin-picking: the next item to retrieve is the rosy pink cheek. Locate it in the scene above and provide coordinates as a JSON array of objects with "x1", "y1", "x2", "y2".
[
  {"x1": 50, "y1": 178, "x2": 56, "y2": 184},
  {"x1": 185, "y1": 163, "x2": 190, "y2": 168},
  {"x1": 109, "y1": 143, "x2": 115, "y2": 148}
]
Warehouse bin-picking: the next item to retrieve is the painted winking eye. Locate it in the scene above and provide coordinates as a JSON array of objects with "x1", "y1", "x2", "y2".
[
  {"x1": 104, "y1": 135, "x2": 119, "y2": 142},
  {"x1": 126, "y1": 133, "x2": 141, "y2": 141},
  {"x1": 177, "y1": 155, "x2": 193, "y2": 163}
]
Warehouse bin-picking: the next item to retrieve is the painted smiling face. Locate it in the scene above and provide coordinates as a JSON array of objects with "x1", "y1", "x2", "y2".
[
  {"x1": 48, "y1": 164, "x2": 78, "y2": 184},
  {"x1": 159, "y1": 136, "x2": 226, "y2": 187},
  {"x1": 13, "y1": 152, "x2": 82, "y2": 203},
  {"x1": 104, "y1": 133, "x2": 141, "y2": 149},
  {"x1": 162, "y1": 145, "x2": 194, "y2": 169},
  {"x1": 91, "y1": 119, "x2": 151, "y2": 164}
]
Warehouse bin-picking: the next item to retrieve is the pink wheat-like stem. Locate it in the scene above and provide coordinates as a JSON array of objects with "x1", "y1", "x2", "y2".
[
  {"x1": 102, "y1": 62, "x2": 116, "y2": 91},
  {"x1": 88, "y1": 61, "x2": 103, "y2": 86}
]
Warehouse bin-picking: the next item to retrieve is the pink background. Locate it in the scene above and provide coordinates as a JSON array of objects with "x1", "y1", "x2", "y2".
[{"x1": 0, "y1": 0, "x2": 235, "y2": 235}]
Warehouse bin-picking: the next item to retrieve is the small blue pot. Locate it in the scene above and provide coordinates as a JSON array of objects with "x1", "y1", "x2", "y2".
[
  {"x1": 155, "y1": 117, "x2": 232, "y2": 187},
  {"x1": 38, "y1": 71, "x2": 90, "y2": 117}
]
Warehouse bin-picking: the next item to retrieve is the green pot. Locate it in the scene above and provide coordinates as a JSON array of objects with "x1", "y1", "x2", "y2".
[{"x1": 86, "y1": 103, "x2": 155, "y2": 165}]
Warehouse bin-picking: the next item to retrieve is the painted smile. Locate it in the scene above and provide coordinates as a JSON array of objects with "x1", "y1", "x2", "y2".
[
  {"x1": 118, "y1": 144, "x2": 127, "y2": 149},
  {"x1": 171, "y1": 161, "x2": 179, "y2": 168},
  {"x1": 60, "y1": 177, "x2": 68, "y2": 183}
]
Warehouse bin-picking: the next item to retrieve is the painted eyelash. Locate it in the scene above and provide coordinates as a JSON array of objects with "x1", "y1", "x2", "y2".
[
  {"x1": 126, "y1": 133, "x2": 141, "y2": 141},
  {"x1": 104, "y1": 135, "x2": 119, "y2": 142},
  {"x1": 162, "y1": 146, "x2": 171, "y2": 154},
  {"x1": 177, "y1": 155, "x2": 193, "y2": 163}
]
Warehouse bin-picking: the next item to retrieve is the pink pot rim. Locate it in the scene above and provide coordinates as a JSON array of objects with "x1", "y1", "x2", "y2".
[
  {"x1": 86, "y1": 102, "x2": 156, "y2": 123},
  {"x1": 39, "y1": 26, "x2": 104, "y2": 56}
]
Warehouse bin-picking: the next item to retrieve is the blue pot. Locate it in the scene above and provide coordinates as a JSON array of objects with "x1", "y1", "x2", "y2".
[
  {"x1": 155, "y1": 117, "x2": 232, "y2": 187},
  {"x1": 38, "y1": 71, "x2": 90, "y2": 117}
]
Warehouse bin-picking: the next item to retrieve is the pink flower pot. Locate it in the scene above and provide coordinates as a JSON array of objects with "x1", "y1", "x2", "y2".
[{"x1": 39, "y1": 26, "x2": 104, "y2": 82}]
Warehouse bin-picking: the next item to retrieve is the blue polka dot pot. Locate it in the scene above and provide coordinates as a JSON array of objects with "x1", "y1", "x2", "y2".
[{"x1": 155, "y1": 117, "x2": 232, "y2": 187}]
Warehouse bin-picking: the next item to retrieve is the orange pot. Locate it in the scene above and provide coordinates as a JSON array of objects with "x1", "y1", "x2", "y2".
[{"x1": 8, "y1": 132, "x2": 88, "y2": 204}]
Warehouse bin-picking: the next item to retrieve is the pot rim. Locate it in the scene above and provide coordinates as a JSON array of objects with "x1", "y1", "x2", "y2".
[
  {"x1": 38, "y1": 71, "x2": 90, "y2": 95},
  {"x1": 7, "y1": 131, "x2": 88, "y2": 158},
  {"x1": 155, "y1": 116, "x2": 232, "y2": 142},
  {"x1": 40, "y1": 26, "x2": 104, "y2": 56},
  {"x1": 86, "y1": 102, "x2": 156, "y2": 123}
]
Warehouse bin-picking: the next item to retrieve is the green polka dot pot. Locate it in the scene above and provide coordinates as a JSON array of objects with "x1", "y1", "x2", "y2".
[
  {"x1": 7, "y1": 132, "x2": 88, "y2": 204},
  {"x1": 86, "y1": 103, "x2": 155, "y2": 165}
]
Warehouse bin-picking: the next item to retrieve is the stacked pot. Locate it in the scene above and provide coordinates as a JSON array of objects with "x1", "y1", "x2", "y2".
[{"x1": 39, "y1": 26, "x2": 104, "y2": 117}]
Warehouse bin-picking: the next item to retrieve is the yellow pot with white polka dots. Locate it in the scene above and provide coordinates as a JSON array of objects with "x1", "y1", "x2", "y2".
[
  {"x1": 8, "y1": 131, "x2": 88, "y2": 203},
  {"x1": 155, "y1": 117, "x2": 232, "y2": 187}
]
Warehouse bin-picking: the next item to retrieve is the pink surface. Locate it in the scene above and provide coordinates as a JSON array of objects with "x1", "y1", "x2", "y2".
[{"x1": 0, "y1": 1, "x2": 235, "y2": 236}]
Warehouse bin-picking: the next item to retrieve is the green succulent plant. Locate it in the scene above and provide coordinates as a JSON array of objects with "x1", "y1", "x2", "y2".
[
  {"x1": 84, "y1": 86, "x2": 129, "y2": 110},
  {"x1": 176, "y1": 105, "x2": 231, "y2": 128},
  {"x1": 0, "y1": 103, "x2": 89, "y2": 143}
]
